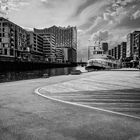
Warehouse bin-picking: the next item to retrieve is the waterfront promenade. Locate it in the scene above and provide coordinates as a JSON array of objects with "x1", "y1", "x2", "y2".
[{"x1": 0, "y1": 69, "x2": 140, "y2": 140}]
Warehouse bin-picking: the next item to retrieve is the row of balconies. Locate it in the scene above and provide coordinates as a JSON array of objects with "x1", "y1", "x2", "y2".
[{"x1": 0, "y1": 46, "x2": 72, "y2": 63}]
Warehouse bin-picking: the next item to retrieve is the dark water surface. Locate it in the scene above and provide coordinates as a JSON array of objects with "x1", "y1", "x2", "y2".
[{"x1": 0, "y1": 67, "x2": 76, "y2": 83}]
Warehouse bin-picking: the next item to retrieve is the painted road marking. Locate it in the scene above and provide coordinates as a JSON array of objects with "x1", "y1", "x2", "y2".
[{"x1": 35, "y1": 88, "x2": 140, "y2": 120}]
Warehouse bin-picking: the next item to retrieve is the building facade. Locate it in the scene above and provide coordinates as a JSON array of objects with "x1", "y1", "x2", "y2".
[
  {"x1": 34, "y1": 25, "x2": 77, "y2": 63},
  {"x1": 0, "y1": 17, "x2": 29, "y2": 62},
  {"x1": 33, "y1": 29, "x2": 56, "y2": 62},
  {"x1": 120, "y1": 42, "x2": 127, "y2": 60},
  {"x1": 116, "y1": 45, "x2": 121, "y2": 60},
  {"x1": 102, "y1": 42, "x2": 108, "y2": 53},
  {"x1": 108, "y1": 49, "x2": 112, "y2": 56},
  {"x1": 55, "y1": 47, "x2": 64, "y2": 63},
  {"x1": 0, "y1": 17, "x2": 77, "y2": 64},
  {"x1": 114, "y1": 47, "x2": 117, "y2": 59},
  {"x1": 42, "y1": 34, "x2": 56, "y2": 62},
  {"x1": 108, "y1": 44, "x2": 124, "y2": 60},
  {"x1": 133, "y1": 33, "x2": 140, "y2": 60},
  {"x1": 127, "y1": 33, "x2": 132, "y2": 58},
  {"x1": 112, "y1": 48, "x2": 115, "y2": 58},
  {"x1": 127, "y1": 31, "x2": 140, "y2": 58},
  {"x1": 27, "y1": 31, "x2": 44, "y2": 62}
]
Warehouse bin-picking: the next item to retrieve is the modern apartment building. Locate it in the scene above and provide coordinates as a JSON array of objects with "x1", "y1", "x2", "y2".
[
  {"x1": 55, "y1": 47, "x2": 64, "y2": 63},
  {"x1": 120, "y1": 42, "x2": 127, "y2": 59},
  {"x1": 0, "y1": 17, "x2": 29, "y2": 61},
  {"x1": 27, "y1": 31, "x2": 44, "y2": 62},
  {"x1": 102, "y1": 42, "x2": 108, "y2": 53},
  {"x1": 42, "y1": 33, "x2": 56, "y2": 62},
  {"x1": 109, "y1": 44, "x2": 123, "y2": 60},
  {"x1": 108, "y1": 46, "x2": 119, "y2": 60},
  {"x1": 127, "y1": 31, "x2": 140, "y2": 58},
  {"x1": 111, "y1": 48, "x2": 114, "y2": 58},
  {"x1": 114, "y1": 47, "x2": 117, "y2": 59},
  {"x1": 108, "y1": 49, "x2": 112, "y2": 56},
  {"x1": 0, "y1": 17, "x2": 78, "y2": 65},
  {"x1": 34, "y1": 25, "x2": 77, "y2": 63},
  {"x1": 116, "y1": 45, "x2": 121, "y2": 60},
  {"x1": 133, "y1": 33, "x2": 140, "y2": 60},
  {"x1": 127, "y1": 33, "x2": 132, "y2": 58},
  {"x1": 33, "y1": 29, "x2": 56, "y2": 62}
]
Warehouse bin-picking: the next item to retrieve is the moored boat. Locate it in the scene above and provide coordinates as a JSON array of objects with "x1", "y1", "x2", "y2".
[{"x1": 85, "y1": 44, "x2": 120, "y2": 70}]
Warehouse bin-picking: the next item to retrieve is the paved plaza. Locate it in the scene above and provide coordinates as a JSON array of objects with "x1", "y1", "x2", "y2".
[
  {"x1": 39, "y1": 70, "x2": 140, "y2": 119},
  {"x1": 0, "y1": 69, "x2": 140, "y2": 140}
]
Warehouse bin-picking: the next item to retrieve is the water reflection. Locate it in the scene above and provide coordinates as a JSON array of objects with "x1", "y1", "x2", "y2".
[{"x1": 0, "y1": 67, "x2": 76, "y2": 83}]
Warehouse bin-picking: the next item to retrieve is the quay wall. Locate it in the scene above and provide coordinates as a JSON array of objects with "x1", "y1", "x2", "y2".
[{"x1": 0, "y1": 61, "x2": 77, "y2": 71}]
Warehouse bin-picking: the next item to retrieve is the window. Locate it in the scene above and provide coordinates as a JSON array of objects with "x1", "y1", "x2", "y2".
[
  {"x1": 5, "y1": 44, "x2": 8, "y2": 48},
  {"x1": 0, "y1": 49, "x2": 2, "y2": 54},
  {"x1": 5, "y1": 33, "x2": 8, "y2": 37},
  {"x1": 10, "y1": 49, "x2": 14, "y2": 56},
  {"x1": 4, "y1": 49, "x2": 7, "y2": 55}
]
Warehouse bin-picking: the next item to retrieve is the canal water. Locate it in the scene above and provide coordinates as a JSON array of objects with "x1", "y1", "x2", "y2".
[
  {"x1": 0, "y1": 67, "x2": 78, "y2": 83},
  {"x1": 0, "y1": 66, "x2": 85, "y2": 83}
]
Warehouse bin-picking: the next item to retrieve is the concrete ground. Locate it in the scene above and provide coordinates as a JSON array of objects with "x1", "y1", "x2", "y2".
[{"x1": 0, "y1": 70, "x2": 140, "y2": 140}]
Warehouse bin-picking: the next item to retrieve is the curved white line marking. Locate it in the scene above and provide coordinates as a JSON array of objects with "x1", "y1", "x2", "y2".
[{"x1": 35, "y1": 88, "x2": 140, "y2": 120}]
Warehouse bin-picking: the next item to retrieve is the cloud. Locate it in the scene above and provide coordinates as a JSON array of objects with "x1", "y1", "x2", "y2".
[
  {"x1": 4, "y1": 0, "x2": 29, "y2": 11},
  {"x1": 114, "y1": 0, "x2": 137, "y2": 6},
  {"x1": 77, "y1": 1, "x2": 108, "y2": 26},
  {"x1": 39, "y1": 0, "x2": 86, "y2": 27},
  {"x1": 72, "y1": 0, "x2": 96, "y2": 17},
  {"x1": 104, "y1": 4, "x2": 129, "y2": 23},
  {"x1": 0, "y1": 0, "x2": 29, "y2": 17},
  {"x1": 103, "y1": 12, "x2": 114, "y2": 21},
  {"x1": 41, "y1": 0, "x2": 48, "y2": 3},
  {"x1": 91, "y1": 30, "x2": 109, "y2": 42},
  {"x1": 132, "y1": 10, "x2": 140, "y2": 19},
  {"x1": 84, "y1": 16, "x2": 111, "y2": 35},
  {"x1": 0, "y1": 0, "x2": 8, "y2": 16},
  {"x1": 67, "y1": 0, "x2": 110, "y2": 30},
  {"x1": 79, "y1": 1, "x2": 104, "y2": 20},
  {"x1": 115, "y1": 11, "x2": 140, "y2": 29},
  {"x1": 79, "y1": 0, "x2": 133, "y2": 36}
]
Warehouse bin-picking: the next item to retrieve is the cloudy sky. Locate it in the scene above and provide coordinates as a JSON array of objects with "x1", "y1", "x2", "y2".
[{"x1": 0, "y1": 0, "x2": 140, "y2": 61}]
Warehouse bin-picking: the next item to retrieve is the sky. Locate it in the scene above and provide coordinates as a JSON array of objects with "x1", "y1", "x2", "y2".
[{"x1": 0, "y1": 0, "x2": 140, "y2": 61}]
